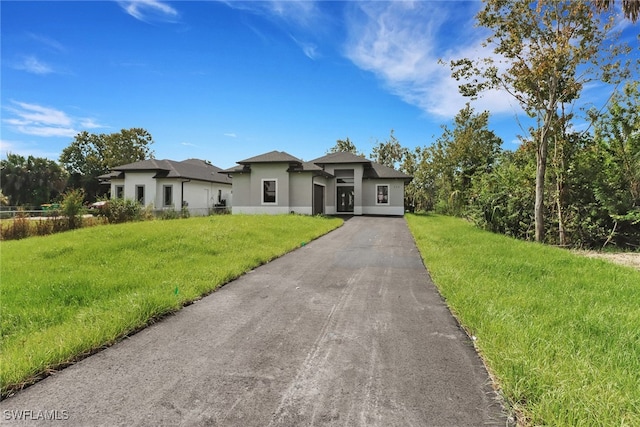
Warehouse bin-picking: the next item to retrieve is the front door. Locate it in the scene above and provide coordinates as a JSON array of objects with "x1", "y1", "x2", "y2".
[
  {"x1": 336, "y1": 186, "x2": 354, "y2": 213},
  {"x1": 313, "y1": 184, "x2": 324, "y2": 215}
]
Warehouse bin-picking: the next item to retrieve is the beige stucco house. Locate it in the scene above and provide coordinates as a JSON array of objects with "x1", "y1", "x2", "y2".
[{"x1": 221, "y1": 151, "x2": 412, "y2": 216}]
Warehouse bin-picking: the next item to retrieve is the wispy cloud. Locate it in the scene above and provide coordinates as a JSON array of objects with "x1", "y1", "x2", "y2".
[
  {"x1": 224, "y1": 132, "x2": 237, "y2": 138},
  {"x1": 117, "y1": 0, "x2": 179, "y2": 23},
  {"x1": 342, "y1": 1, "x2": 516, "y2": 119},
  {"x1": 181, "y1": 142, "x2": 198, "y2": 147},
  {"x1": 289, "y1": 34, "x2": 318, "y2": 60},
  {"x1": 3, "y1": 101, "x2": 103, "y2": 138},
  {"x1": 220, "y1": 0, "x2": 327, "y2": 58},
  {"x1": 14, "y1": 55, "x2": 54, "y2": 75},
  {"x1": 26, "y1": 33, "x2": 66, "y2": 53}
]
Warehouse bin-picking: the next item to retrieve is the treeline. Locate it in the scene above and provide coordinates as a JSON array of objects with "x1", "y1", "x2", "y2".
[
  {"x1": 0, "y1": 128, "x2": 154, "y2": 209},
  {"x1": 383, "y1": 83, "x2": 638, "y2": 250}
]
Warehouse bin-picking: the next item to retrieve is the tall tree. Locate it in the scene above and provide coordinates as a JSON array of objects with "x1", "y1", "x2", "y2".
[
  {"x1": 371, "y1": 129, "x2": 407, "y2": 169},
  {"x1": 450, "y1": 0, "x2": 630, "y2": 242},
  {"x1": 427, "y1": 104, "x2": 503, "y2": 216},
  {"x1": 59, "y1": 128, "x2": 154, "y2": 201}
]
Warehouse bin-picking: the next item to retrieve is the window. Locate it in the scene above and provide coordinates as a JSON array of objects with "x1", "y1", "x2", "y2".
[
  {"x1": 115, "y1": 185, "x2": 124, "y2": 199},
  {"x1": 136, "y1": 185, "x2": 145, "y2": 205},
  {"x1": 163, "y1": 185, "x2": 173, "y2": 207},
  {"x1": 262, "y1": 179, "x2": 277, "y2": 204},
  {"x1": 376, "y1": 185, "x2": 389, "y2": 205}
]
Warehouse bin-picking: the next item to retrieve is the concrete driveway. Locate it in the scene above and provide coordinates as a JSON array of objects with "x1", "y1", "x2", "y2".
[{"x1": 1, "y1": 216, "x2": 509, "y2": 426}]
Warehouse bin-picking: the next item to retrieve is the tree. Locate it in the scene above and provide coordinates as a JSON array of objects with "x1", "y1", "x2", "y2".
[
  {"x1": 371, "y1": 129, "x2": 407, "y2": 169},
  {"x1": 424, "y1": 104, "x2": 503, "y2": 216},
  {"x1": 327, "y1": 137, "x2": 361, "y2": 155},
  {"x1": 450, "y1": 0, "x2": 630, "y2": 242},
  {"x1": 593, "y1": 0, "x2": 640, "y2": 22},
  {"x1": 589, "y1": 81, "x2": 640, "y2": 247},
  {"x1": 59, "y1": 128, "x2": 154, "y2": 201},
  {"x1": 0, "y1": 153, "x2": 68, "y2": 207}
]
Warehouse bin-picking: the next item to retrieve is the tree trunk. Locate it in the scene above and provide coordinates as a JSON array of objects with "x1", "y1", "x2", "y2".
[
  {"x1": 535, "y1": 116, "x2": 551, "y2": 243},
  {"x1": 535, "y1": 145, "x2": 547, "y2": 242},
  {"x1": 556, "y1": 178, "x2": 566, "y2": 246}
]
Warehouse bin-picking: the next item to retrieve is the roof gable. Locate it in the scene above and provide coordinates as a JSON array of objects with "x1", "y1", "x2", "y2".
[
  {"x1": 238, "y1": 150, "x2": 303, "y2": 165},
  {"x1": 310, "y1": 152, "x2": 371, "y2": 165}
]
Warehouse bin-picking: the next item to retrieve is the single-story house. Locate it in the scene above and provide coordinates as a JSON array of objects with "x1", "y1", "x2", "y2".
[
  {"x1": 99, "y1": 158, "x2": 232, "y2": 216},
  {"x1": 221, "y1": 150, "x2": 412, "y2": 216}
]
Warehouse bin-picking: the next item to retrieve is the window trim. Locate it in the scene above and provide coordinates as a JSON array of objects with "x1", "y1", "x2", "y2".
[
  {"x1": 135, "y1": 185, "x2": 145, "y2": 205},
  {"x1": 375, "y1": 184, "x2": 389, "y2": 205},
  {"x1": 163, "y1": 185, "x2": 173, "y2": 207},
  {"x1": 115, "y1": 185, "x2": 124, "y2": 199},
  {"x1": 262, "y1": 179, "x2": 277, "y2": 205}
]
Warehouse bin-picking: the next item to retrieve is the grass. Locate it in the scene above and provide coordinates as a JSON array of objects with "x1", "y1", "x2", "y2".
[
  {"x1": 406, "y1": 214, "x2": 640, "y2": 426},
  {"x1": 0, "y1": 214, "x2": 342, "y2": 396}
]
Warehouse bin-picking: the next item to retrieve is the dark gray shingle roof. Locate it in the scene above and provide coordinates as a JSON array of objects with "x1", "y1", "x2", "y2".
[
  {"x1": 364, "y1": 162, "x2": 412, "y2": 180},
  {"x1": 237, "y1": 150, "x2": 303, "y2": 165},
  {"x1": 109, "y1": 159, "x2": 231, "y2": 184},
  {"x1": 310, "y1": 152, "x2": 371, "y2": 165}
]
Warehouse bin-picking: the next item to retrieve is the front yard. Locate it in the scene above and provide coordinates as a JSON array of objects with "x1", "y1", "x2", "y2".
[
  {"x1": 406, "y1": 213, "x2": 640, "y2": 426},
  {"x1": 0, "y1": 214, "x2": 342, "y2": 396}
]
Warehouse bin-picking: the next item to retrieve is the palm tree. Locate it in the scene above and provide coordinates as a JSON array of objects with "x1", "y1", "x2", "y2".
[{"x1": 594, "y1": 0, "x2": 640, "y2": 22}]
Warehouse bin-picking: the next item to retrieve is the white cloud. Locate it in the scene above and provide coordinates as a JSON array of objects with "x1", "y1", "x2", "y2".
[
  {"x1": 14, "y1": 56, "x2": 54, "y2": 75},
  {"x1": 118, "y1": 0, "x2": 179, "y2": 23},
  {"x1": 342, "y1": 1, "x2": 517, "y2": 119},
  {"x1": 224, "y1": 132, "x2": 237, "y2": 138},
  {"x1": 27, "y1": 33, "x2": 66, "y2": 53},
  {"x1": 220, "y1": 0, "x2": 326, "y2": 58},
  {"x1": 290, "y1": 34, "x2": 319, "y2": 60},
  {"x1": 3, "y1": 101, "x2": 106, "y2": 138}
]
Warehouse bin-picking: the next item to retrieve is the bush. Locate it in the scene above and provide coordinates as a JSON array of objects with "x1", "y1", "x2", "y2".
[
  {"x1": 0, "y1": 212, "x2": 30, "y2": 240},
  {"x1": 61, "y1": 189, "x2": 85, "y2": 230},
  {"x1": 100, "y1": 198, "x2": 142, "y2": 224}
]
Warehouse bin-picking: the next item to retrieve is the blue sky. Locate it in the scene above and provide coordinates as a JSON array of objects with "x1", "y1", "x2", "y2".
[{"x1": 1, "y1": 1, "x2": 638, "y2": 169}]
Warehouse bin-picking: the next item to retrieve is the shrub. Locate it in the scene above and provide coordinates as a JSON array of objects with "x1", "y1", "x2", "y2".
[
  {"x1": 0, "y1": 212, "x2": 30, "y2": 240},
  {"x1": 61, "y1": 189, "x2": 86, "y2": 230},
  {"x1": 100, "y1": 198, "x2": 142, "y2": 224}
]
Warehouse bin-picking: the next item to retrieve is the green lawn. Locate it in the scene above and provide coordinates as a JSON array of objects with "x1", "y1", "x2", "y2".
[
  {"x1": 406, "y1": 213, "x2": 640, "y2": 426},
  {"x1": 0, "y1": 214, "x2": 342, "y2": 396}
]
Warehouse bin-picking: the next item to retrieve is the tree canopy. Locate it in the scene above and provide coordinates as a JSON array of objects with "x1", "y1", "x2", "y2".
[
  {"x1": 449, "y1": 0, "x2": 631, "y2": 242},
  {"x1": 0, "y1": 154, "x2": 68, "y2": 207},
  {"x1": 59, "y1": 128, "x2": 154, "y2": 201}
]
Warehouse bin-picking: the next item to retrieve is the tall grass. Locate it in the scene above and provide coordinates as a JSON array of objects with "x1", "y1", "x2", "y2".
[
  {"x1": 0, "y1": 215, "x2": 342, "y2": 396},
  {"x1": 406, "y1": 214, "x2": 640, "y2": 426}
]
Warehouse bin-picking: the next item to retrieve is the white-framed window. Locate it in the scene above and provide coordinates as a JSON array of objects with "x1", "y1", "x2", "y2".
[
  {"x1": 115, "y1": 185, "x2": 124, "y2": 199},
  {"x1": 376, "y1": 184, "x2": 389, "y2": 205},
  {"x1": 136, "y1": 185, "x2": 145, "y2": 205},
  {"x1": 262, "y1": 179, "x2": 277, "y2": 204},
  {"x1": 163, "y1": 185, "x2": 173, "y2": 207}
]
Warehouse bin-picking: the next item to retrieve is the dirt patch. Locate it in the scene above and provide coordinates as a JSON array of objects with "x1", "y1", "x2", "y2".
[{"x1": 574, "y1": 251, "x2": 640, "y2": 271}]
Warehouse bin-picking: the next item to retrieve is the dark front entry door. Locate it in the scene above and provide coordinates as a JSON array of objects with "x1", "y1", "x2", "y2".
[
  {"x1": 336, "y1": 186, "x2": 354, "y2": 213},
  {"x1": 313, "y1": 184, "x2": 324, "y2": 215}
]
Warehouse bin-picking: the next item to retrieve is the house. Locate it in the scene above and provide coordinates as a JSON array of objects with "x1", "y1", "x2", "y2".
[
  {"x1": 221, "y1": 150, "x2": 412, "y2": 216},
  {"x1": 99, "y1": 159, "x2": 232, "y2": 216}
]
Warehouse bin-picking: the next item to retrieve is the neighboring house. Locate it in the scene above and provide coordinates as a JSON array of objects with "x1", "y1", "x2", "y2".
[
  {"x1": 221, "y1": 150, "x2": 412, "y2": 216},
  {"x1": 99, "y1": 159, "x2": 232, "y2": 216}
]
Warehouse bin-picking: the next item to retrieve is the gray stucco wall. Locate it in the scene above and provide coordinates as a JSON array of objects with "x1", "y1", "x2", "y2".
[{"x1": 362, "y1": 180, "x2": 406, "y2": 216}]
